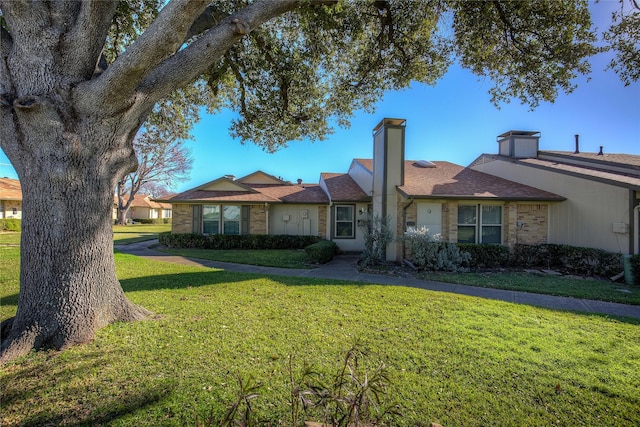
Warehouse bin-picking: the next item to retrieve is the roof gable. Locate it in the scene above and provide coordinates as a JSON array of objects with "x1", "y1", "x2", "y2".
[
  {"x1": 238, "y1": 171, "x2": 289, "y2": 185},
  {"x1": 197, "y1": 177, "x2": 255, "y2": 192}
]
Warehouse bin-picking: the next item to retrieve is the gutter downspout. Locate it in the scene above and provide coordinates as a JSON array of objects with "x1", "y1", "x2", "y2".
[
  {"x1": 401, "y1": 197, "x2": 415, "y2": 260},
  {"x1": 264, "y1": 203, "x2": 269, "y2": 235}
]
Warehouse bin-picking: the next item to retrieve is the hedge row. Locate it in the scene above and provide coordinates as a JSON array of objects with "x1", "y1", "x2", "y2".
[
  {"x1": 0, "y1": 218, "x2": 21, "y2": 232},
  {"x1": 628, "y1": 254, "x2": 640, "y2": 286},
  {"x1": 133, "y1": 218, "x2": 172, "y2": 224},
  {"x1": 159, "y1": 232, "x2": 321, "y2": 250},
  {"x1": 452, "y1": 243, "x2": 624, "y2": 277},
  {"x1": 305, "y1": 240, "x2": 339, "y2": 264}
]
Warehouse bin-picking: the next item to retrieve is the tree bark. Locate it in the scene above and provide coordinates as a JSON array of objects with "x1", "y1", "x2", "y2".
[{"x1": 0, "y1": 96, "x2": 150, "y2": 364}]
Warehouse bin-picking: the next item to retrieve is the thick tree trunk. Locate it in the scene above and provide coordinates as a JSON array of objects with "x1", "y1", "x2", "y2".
[{"x1": 0, "y1": 103, "x2": 150, "y2": 364}]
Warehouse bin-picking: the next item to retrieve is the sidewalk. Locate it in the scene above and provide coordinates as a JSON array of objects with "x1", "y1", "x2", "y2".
[{"x1": 115, "y1": 240, "x2": 640, "y2": 320}]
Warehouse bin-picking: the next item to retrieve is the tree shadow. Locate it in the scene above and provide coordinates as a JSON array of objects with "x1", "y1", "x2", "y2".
[{"x1": 1, "y1": 349, "x2": 173, "y2": 426}]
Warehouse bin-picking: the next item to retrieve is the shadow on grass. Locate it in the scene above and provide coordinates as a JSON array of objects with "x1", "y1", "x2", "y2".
[
  {"x1": 119, "y1": 269, "x2": 361, "y2": 293},
  {"x1": 1, "y1": 349, "x2": 173, "y2": 427}
]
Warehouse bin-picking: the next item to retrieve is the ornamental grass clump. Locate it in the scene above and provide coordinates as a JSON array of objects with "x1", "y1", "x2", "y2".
[{"x1": 404, "y1": 226, "x2": 470, "y2": 272}]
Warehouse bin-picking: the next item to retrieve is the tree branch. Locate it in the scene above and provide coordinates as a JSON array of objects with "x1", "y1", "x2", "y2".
[
  {"x1": 136, "y1": 0, "x2": 299, "y2": 113},
  {"x1": 78, "y1": 0, "x2": 209, "y2": 115},
  {"x1": 62, "y1": 0, "x2": 119, "y2": 79}
]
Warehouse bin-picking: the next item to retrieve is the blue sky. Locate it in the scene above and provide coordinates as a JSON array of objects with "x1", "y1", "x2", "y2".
[{"x1": 1, "y1": 1, "x2": 638, "y2": 194}]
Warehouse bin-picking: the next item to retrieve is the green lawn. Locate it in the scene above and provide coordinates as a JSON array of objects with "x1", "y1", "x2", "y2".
[
  {"x1": 0, "y1": 224, "x2": 171, "y2": 247},
  {"x1": 1, "y1": 246, "x2": 639, "y2": 426},
  {"x1": 160, "y1": 247, "x2": 314, "y2": 269},
  {"x1": 113, "y1": 223, "x2": 171, "y2": 244},
  {"x1": 420, "y1": 270, "x2": 640, "y2": 306}
]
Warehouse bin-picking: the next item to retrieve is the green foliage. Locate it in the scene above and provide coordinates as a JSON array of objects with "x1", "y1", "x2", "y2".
[
  {"x1": 450, "y1": 0, "x2": 598, "y2": 107},
  {"x1": 159, "y1": 232, "x2": 320, "y2": 250},
  {"x1": 512, "y1": 244, "x2": 623, "y2": 277},
  {"x1": 0, "y1": 218, "x2": 20, "y2": 232},
  {"x1": 603, "y1": 4, "x2": 640, "y2": 86},
  {"x1": 457, "y1": 243, "x2": 511, "y2": 269},
  {"x1": 359, "y1": 214, "x2": 393, "y2": 267},
  {"x1": 304, "y1": 240, "x2": 338, "y2": 264},
  {"x1": 629, "y1": 254, "x2": 640, "y2": 286},
  {"x1": 404, "y1": 227, "x2": 471, "y2": 272}
]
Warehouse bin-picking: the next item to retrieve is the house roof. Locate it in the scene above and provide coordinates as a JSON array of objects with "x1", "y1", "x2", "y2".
[
  {"x1": 116, "y1": 193, "x2": 172, "y2": 209},
  {"x1": 321, "y1": 173, "x2": 371, "y2": 202},
  {"x1": 0, "y1": 178, "x2": 22, "y2": 201},
  {"x1": 473, "y1": 152, "x2": 640, "y2": 190},
  {"x1": 397, "y1": 161, "x2": 565, "y2": 201},
  {"x1": 168, "y1": 178, "x2": 329, "y2": 205}
]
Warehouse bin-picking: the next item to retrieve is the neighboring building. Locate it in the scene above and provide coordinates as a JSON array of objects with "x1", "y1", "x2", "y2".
[
  {"x1": 0, "y1": 177, "x2": 22, "y2": 219},
  {"x1": 114, "y1": 193, "x2": 173, "y2": 222},
  {"x1": 470, "y1": 131, "x2": 640, "y2": 255},
  {"x1": 168, "y1": 119, "x2": 566, "y2": 261}
]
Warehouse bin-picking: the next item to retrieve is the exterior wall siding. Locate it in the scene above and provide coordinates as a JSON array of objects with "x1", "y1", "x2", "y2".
[
  {"x1": 471, "y1": 158, "x2": 631, "y2": 253},
  {"x1": 172, "y1": 203, "x2": 193, "y2": 234},
  {"x1": 1, "y1": 201, "x2": 22, "y2": 219}
]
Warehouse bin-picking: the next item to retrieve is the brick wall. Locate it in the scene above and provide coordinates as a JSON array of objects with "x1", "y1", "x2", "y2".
[
  {"x1": 171, "y1": 203, "x2": 193, "y2": 234},
  {"x1": 318, "y1": 205, "x2": 327, "y2": 239},
  {"x1": 516, "y1": 204, "x2": 548, "y2": 245},
  {"x1": 250, "y1": 205, "x2": 267, "y2": 234}
]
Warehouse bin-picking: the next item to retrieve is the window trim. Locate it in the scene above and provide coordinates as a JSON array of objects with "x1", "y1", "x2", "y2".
[
  {"x1": 333, "y1": 204, "x2": 356, "y2": 239},
  {"x1": 457, "y1": 204, "x2": 503, "y2": 244}
]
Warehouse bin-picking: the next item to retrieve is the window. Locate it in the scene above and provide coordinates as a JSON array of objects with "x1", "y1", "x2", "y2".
[
  {"x1": 202, "y1": 205, "x2": 242, "y2": 235},
  {"x1": 335, "y1": 205, "x2": 355, "y2": 238},
  {"x1": 457, "y1": 205, "x2": 502, "y2": 244},
  {"x1": 223, "y1": 205, "x2": 240, "y2": 235},
  {"x1": 203, "y1": 205, "x2": 220, "y2": 234}
]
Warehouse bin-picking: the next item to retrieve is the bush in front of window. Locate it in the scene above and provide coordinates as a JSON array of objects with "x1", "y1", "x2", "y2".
[
  {"x1": 457, "y1": 243, "x2": 511, "y2": 269},
  {"x1": 403, "y1": 226, "x2": 471, "y2": 272},
  {"x1": 158, "y1": 232, "x2": 320, "y2": 250},
  {"x1": 304, "y1": 240, "x2": 338, "y2": 264}
]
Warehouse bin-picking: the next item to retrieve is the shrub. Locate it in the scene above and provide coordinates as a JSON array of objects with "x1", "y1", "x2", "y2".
[
  {"x1": 403, "y1": 227, "x2": 470, "y2": 272},
  {"x1": 0, "y1": 218, "x2": 21, "y2": 232},
  {"x1": 511, "y1": 244, "x2": 622, "y2": 277},
  {"x1": 133, "y1": 218, "x2": 159, "y2": 224},
  {"x1": 359, "y1": 213, "x2": 393, "y2": 267},
  {"x1": 628, "y1": 254, "x2": 640, "y2": 286},
  {"x1": 159, "y1": 232, "x2": 321, "y2": 250},
  {"x1": 304, "y1": 240, "x2": 338, "y2": 264},
  {"x1": 457, "y1": 243, "x2": 511, "y2": 269}
]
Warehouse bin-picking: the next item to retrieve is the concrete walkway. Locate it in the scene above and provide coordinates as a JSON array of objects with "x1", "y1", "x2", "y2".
[{"x1": 115, "y1": 240, "x2": 640, "y2": 320}]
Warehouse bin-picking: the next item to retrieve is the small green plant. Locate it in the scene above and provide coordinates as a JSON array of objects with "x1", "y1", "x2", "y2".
[
  {"x1": 404, "y1": 226, "x2": 470, "y2": 272},
  {"x1": 293, "y1": 345, "x2": 401, "y2": 426},
  {"x1": 359, "y1": 213, "x2": 393, "y2": 267}
]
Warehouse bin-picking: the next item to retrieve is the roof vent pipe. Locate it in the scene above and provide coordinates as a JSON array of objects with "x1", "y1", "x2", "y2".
[
  {"x1": 574, "y1": 134, "x2": 580, "y2": 154},
  {"x1": 598, "y1": 146, "x2": 604, "y2": 156}
]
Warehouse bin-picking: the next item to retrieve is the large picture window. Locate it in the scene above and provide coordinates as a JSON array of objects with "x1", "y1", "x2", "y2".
[
  {"x1": 457, "y1": 205, "x2": 502, "y2": 244},
  {"x1": 334, "y1": 205, "x2": 355, "y2": 238},
  {"x1": 201, "y1": 205, "x2": 243, "y2": 235}
]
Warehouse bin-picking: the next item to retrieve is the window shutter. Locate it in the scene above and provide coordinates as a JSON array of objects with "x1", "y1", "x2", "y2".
[
  {"x1": 192, "y1": 205, "x2": 202, "y2": 234},
  {"x1": 241, "y1": 205, "x2": 250, "y2": 235}
]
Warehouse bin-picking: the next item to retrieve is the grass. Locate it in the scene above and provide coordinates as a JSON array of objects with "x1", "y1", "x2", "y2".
[
  {"x1": 1, "y1": 245, "x2": 639, "y2": 426},
  {"x1": 0, "y1": 232, "x2": 21, "y2": 245},
  {"x1": 113, "y1": 223, "x2": 171, "y2": 244},
  {"x1": 0, "y1": 224, "x2": 171, "y2": 247},
  {"x1": 419, "y1": 270, "x2": 640, "y2": 306},
  {"x1": 159, "y1": 247, "x2": 314, "y2": 269}
]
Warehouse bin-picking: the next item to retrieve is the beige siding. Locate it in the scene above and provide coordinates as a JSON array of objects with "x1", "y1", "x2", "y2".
[
  {"x1": 472, "y1": 159, "x2": 632, "y2": 253},
  {"x1": 1, "y1": 201, "x2": 22, "y2": 219}
]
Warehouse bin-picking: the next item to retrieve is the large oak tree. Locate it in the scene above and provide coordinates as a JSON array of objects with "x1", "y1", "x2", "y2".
[{"x1": 0, "y1": 0, "x2": 610, "y2": 362}]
